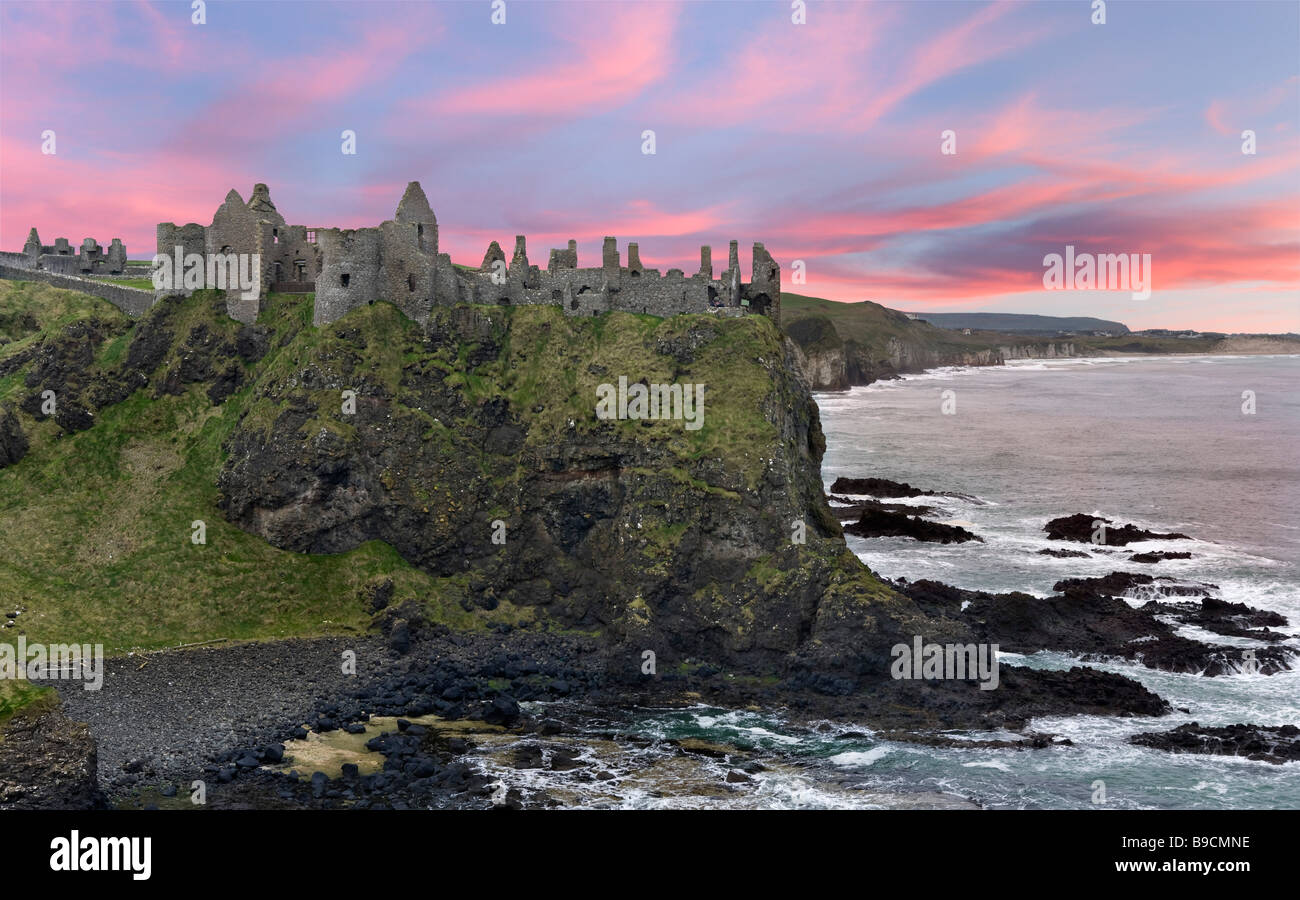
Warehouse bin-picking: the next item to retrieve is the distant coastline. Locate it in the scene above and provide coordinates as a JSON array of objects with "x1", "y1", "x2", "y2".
[{"x1": 782, "y1": 293, "x2": 1300, "y2": 390}]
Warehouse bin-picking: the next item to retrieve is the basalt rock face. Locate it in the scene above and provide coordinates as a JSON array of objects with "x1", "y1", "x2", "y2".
[
  {"x1": 216, "y1": 302, "x2": 944, "y2": 676},
  {"x1": 0, "y1": 699, "x2": 105, "y2": 809}
]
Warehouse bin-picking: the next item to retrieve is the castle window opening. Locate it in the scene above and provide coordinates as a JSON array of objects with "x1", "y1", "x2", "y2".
[
  {"x1": 341, "y1": 273, "x2": 350, "y2": 287},
  {"x1": 273, "y1": 228, "x2": 279, "y2": 244},
  {"x1": 306, "y1": 230, "x2": 316, "y2": 244},
  {"x1": 407, "y1": 274, "x2": 415, "y2": 292},
  {"x1": 417, "y1": 224, "x2": 424, "y2": 250}
]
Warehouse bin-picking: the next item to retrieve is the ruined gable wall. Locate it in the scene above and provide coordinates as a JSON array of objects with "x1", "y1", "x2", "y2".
[{"x1": 206, "y1": 194, "x2": 264, "y2": 323}]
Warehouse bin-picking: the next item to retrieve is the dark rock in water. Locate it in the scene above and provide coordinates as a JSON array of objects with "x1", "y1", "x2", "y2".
[
  {"x1": 1130, "y1": 723, "x2": 1300, "y2": 765},
  {"x1": 828, "y1": 496, "x2": 934, "y2": 519},
  {"x1": 884, "y1": 730, "x2": 1072, "y2": 751},
  {"x1": 899, "y1": 577, "x2": 1295, "y2": 677},
  {"x1": 160, "y1": 783, "x2": 178, "y2": 798},
  {"x1": 340, "y1": 763, "x2": 359, "y2": 778},
  {"x1": 1141, "y1": 596, "x2": 1289, "y2": 642},
  {"x1": 844, "y1": 508, "x2": 981, "y2": 544},
  {"x1": 310, "y1": 771, "x2": 328, "y2": 798},
  {"x1": 1037, "y1": 548, "x2": 1090, "y2": 558},
  {"x1": 512, "y1": 744, "x2": 546, "y2": 769},
  {"x1": 262, "y1": 743, "x2": 285, "y2": 763},
  {"x1": 830, "y1": 477, "x2": 937, "y2": 498},
  {"x1": 549, "y1": 747, "x2": 584, "y2": 771},
  {"x1": 1044, "y1": 513, "x2": 1190, "y2": 546},
  {"x1": 1051, "y1": 572, "x2": 1212, "y2": 599},
  {"x1": 1129, "y1": 551, "x2": 1193, "y2": 563},
  {"x1": 343, "y1": 722, "x2": 367, "y2": 735}
]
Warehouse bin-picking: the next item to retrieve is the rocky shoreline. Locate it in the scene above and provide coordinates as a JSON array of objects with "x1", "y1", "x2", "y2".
[{"x1": 8, "y1": 474, "x2": 1291, "y2": 810}]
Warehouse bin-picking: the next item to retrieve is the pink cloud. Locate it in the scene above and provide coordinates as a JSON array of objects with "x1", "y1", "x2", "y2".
[
  {"x1": 1205, "y1": 75, "x2": 1299, "y2": 137},
  {"x1": 847, "y1": 1, "x2": 1058, "y2": 131},
  {"x1": 405, "y1": 2, "x2": 679, "y2": 121}
]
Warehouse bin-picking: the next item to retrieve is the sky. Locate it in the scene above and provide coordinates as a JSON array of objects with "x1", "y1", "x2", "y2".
[{"x1": 1, "y1": 0, "x2": 1297, "y2": 332}]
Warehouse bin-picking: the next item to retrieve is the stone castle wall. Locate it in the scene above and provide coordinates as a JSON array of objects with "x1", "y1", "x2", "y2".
[{"x1": 0, "y1": 264, "x2": 156, "y2": 316}]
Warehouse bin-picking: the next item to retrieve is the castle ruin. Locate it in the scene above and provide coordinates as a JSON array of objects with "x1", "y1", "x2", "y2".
[
  {"x1": 156, "y1": 182, "x2": 780, "y2": 328},
  {"x1": 3, "y1": 181, "x2": 781, "y2": 329},
  {"x1": 16, "y1": 228, "x2": 129, "y2": 276}
]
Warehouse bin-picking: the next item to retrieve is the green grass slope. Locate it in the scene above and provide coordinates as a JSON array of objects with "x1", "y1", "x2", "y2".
[{"x1": 0, "y1": 282, "x2": 480, "y2": 657}]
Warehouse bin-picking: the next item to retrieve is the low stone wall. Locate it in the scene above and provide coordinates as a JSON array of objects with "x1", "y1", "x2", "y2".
[{"x1": 0, "y1": 264, "x2": 156, "y2": 317}]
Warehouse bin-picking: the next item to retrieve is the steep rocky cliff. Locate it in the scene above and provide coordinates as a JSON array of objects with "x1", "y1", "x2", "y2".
[{"x1": 214, "y1": 298, "x2": 956, "y2": 675}]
